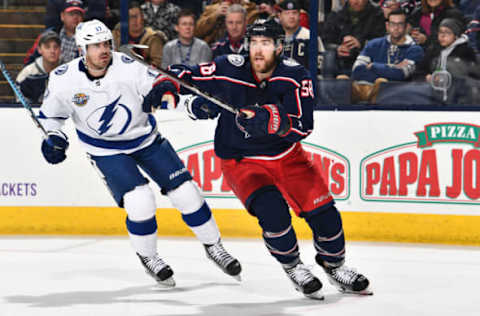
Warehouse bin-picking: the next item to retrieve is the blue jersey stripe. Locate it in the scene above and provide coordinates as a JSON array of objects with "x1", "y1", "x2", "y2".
[{"x1": 76, "y1": 115, "x2": 157, "y2": 150}]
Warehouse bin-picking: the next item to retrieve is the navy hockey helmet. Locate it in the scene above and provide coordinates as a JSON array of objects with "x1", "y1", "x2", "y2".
[{"x1": 245, "y1": 18, "x2": 285, "y2": 47}]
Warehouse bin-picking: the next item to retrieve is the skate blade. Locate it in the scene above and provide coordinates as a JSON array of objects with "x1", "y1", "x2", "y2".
[
  {"x1": 304, "y1": 290, "x2": 325, "y2": 300},
  {"x1": 156, "y1": 276, "x2": 176, "y2": 288},
  {"x1": 338, "y1": 286, "x2": 373, "y2": 296},
  {"x1": 232, "y1": 274, "x2": 242, "y2": 282}
]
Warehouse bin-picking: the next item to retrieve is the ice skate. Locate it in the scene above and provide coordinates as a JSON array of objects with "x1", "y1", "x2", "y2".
[
  {"x1": 283, "y1": 260, "x2": 324, "y2": 300},
  {"x1": 316, "y1": 255, "x2": 372, "y2": 295},
  {"x1": 137, "y1": 253, "x2": 175, "y2": 287},
  {"x1": 204, "y1": 240, "x2": 242, "y2": 281}
]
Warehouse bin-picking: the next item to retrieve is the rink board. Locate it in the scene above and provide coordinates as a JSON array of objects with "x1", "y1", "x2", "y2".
[{"x1": 1, "y1": 109, "x2": 480, "y2": 245}]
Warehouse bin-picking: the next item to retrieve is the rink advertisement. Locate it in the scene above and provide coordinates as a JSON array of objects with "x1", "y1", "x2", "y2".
[
  {"x1": 176, "y1": 140, "x2": 350, "y2": 201},
  {"x1": 1, "y1": 109, "x2": 480, "y2": 244},
  {"x1": 360, "y1": 123, "x2": 480, "y2": 205}
]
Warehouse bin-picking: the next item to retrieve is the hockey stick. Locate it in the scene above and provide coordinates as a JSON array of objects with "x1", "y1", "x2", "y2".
[
  {"x1": 0, "y1": 59, "x2": 49, "y2": 139},
  {"x1": 118, "y1": 44, "x2": 239, "y2": 115}
]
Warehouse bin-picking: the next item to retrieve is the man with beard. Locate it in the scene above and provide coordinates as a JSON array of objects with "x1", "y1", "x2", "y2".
[
  {"x1": 347, "y1": 8, "x2": 424, "y2": 103},
  {"x1": 38, "y1": 19, "x2": 242, "y2": 288},
  {"x1": 142, "y1": 19, "x2": 372, "y2": 299}
]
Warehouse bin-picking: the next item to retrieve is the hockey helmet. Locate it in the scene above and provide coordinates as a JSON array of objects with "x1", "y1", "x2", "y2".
[
  {"x1": 75, "y1": 19, "x2": 113, "y2": 56},
  {"x1": 245, "y1": 18, "x2": 285, "y2": 47}
]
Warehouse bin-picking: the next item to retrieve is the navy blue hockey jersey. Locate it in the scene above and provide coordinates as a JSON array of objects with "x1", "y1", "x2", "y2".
[{"x1": 171, "y1": 54, "x2": 315, "y2": 159}]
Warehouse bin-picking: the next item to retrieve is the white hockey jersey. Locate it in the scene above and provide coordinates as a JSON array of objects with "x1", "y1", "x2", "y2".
[{"x1": 39, "y1": 52, "x2": 160, "y2": 156}]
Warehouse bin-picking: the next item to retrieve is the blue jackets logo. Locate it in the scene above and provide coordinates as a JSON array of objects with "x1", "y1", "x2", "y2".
[{"x1": 72, "y1": 93, "x2": 89, "y2": 106}]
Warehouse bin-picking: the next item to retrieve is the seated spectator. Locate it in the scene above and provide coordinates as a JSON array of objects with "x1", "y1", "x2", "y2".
[
  {"x1": 418, "y1": 18, "x2": 479, "y2": 81},
  {"x1": 113, "y1": 1, "x2": 168, "y2": 68},
  {"x1": 195, "y1": 0, "x2": 258, "y2": 45},
  {"x1": 162, "y1": 9, "x2": 212, "y2": 68},
  {"x1": 211, "y1": 4, "x2": 248, "y2": 58},
  {"x1": 346, "y1": 8, "x2": 424, "y2": 103},
  {"x1": 25, "y1": 0, "x2": 84, "y2": 66},
  {"x1": 256, "y1": 0, "x2": 277, "y2": 20},
  {"x1": 141, "y1": 0, "x2": 181, "y2": 41},
  {"x1": 45, "y1": 0, "x2": 106, "y2": 30},
  {"x1": 278, "y1": 0, "x2": 325, "y2": 74},
  {"x1": 380, "y1": 0, "x2": 403, "y2": 19},
  {"x1": 378, "y1": 0, "x2": 422, "y2": 17},
  {"x1": 458, "y1": 0, "x2": 480, "y2": 20},
  {"x1": 16, "y1": 31, "x2": 61, "y2": 104},
  {"x1": 407, "y1": 0, "x2": 466, "y2": 49},
  {"x1": 170, "y1": 0, "x2": 204, "y2": 18},
  {"x1": 322, "y1": 0, "x2": 386, "y2": 76}
]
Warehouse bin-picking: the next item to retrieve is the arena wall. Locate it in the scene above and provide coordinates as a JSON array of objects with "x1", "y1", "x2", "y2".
[{"x1": 1, "y1": 109, "x2": 479, "y2": 245}]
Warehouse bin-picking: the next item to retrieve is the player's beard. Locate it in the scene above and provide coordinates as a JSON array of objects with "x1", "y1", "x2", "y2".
[
  {"x1": 87, "y1": 52, "x2": 111, "y2": 73},
  {"x1": 250, "y1": 51, "x2": 277, "y2": 74}
]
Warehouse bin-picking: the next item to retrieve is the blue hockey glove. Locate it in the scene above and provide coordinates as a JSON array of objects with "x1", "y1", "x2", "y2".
[
  {"x1": 235, "y1": 104, "x2": 291, "y2": 137},
  {"x1": 142, "y1": 76, "x2": 180, "y2": 113},
  {"x1": 185, "y1": 94, "x2": 220, "y2": 120},
  {"x1": 41, "y1": 132, "x2": 69, "y2": 164}
]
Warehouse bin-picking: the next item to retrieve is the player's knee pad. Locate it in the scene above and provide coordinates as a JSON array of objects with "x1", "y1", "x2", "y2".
[
  {"x1": 306, "y1": 202, "x2": 345, "y2": 264},
  {"x1": 250, "y1": 188, "x2": 299, "y2": 264},
  {"x1": 123, "y1": 184, "x2": 157, "y2": 222},
  {"x1": 166, "y1": 180, "x2": 204, "y2": 214}
]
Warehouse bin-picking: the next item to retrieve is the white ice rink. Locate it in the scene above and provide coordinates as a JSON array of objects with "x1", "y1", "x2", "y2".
[{"x1": 0, "y1": 237, "x2": 479, "y2": 316}]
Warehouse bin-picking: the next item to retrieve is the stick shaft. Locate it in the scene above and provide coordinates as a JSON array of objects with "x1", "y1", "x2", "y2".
[
  {"x1": 0, "y1": 59, "x2": 49, "y2": 138},
  {"x1": 118, "y1": 45, "x2": 238, "y2": 114}
]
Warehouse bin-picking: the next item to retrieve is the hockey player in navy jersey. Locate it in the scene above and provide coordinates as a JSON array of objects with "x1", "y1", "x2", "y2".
[
  {"x1": 38, "y1": 19, "x2": 241, "y2": 287},
  {"x1": 143, "y1": 18, "x2": 372, "y2": 299}
]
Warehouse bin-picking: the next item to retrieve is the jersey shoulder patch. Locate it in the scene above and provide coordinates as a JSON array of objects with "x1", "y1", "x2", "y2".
[
  {"x1": 227, "y1": 54, "x2": 245, "y2": 67},
  {"x1": 282, "y1": 58, "x2": 300, "y2": 67},
  {"x1": 121, "y1": 54, "x2": 135, "y2": 64},
  {"x1": 54, "y1": 64, "x2": 69, "y2": 76}
]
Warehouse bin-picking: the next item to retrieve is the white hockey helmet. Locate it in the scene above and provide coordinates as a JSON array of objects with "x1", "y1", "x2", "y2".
[{"x1": 75, "y1": 19, "x2": 113, "y2": 56}]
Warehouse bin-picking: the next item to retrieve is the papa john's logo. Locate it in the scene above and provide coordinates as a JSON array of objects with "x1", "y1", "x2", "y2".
[
  {"x1": 86, "y1": 96, "x2": 132, "y2": 136},
  {"x1": 360, "y1": 122, "x2": 480, "y2": 205},
  {"x1": 176, "y1": 140, "x2": 350, "y2": 200}
]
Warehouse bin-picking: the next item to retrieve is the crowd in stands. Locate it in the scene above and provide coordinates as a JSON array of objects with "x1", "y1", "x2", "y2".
[{"x1": 14, "y1": 0, "x2": 480, "y2": 105}]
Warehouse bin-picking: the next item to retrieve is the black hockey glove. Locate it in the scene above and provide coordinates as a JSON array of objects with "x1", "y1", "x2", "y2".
[
  {"x1": 185, "y1": 94, "x2": 220, "y2": 120},
  {"x1": 142, "y1": 76, "x2": 180, "y2": 113},
  {"x1": 41, "y1": 132, "x2": 69, "y2": 164},
  {"x1": 235, "y1": 104, "x2": 291, "y2": 138}
]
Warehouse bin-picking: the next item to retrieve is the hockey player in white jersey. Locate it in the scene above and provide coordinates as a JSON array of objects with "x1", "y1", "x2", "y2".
[{"x1": 38, "y1": 19, "x2": 241, "y2": 287}]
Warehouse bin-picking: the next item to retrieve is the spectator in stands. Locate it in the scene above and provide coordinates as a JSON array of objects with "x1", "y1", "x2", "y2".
[
  {"x1": 113, "y1": 1, "x2": 168, "y2": 68},
  {"x1": 407, "y1": 0, "x2": 466, "y2": 49},
  {"x1": 278, "y1": 0, "x2": 325, "y2": 73},
  {"x1": 16, "y1": 31, "x2": 61, "y2": 104},
  {"x1": 378, "y1": 0, "x2": 422, "y2": 18},
  {"x1": 195, "y1": 0, "x2": 258, "y2": 45},
  {"x1": 25, "y1": 0, "x2": 85, "y2": 66},
  {"x1": 211, "y1": 4, "x2": 248, "y2": 58},
  {"x1": 105, "y1": 0, "x2": 122, "y2": 30},
  {"x1": 458, "y1": 0, "x2": 480, "y2": 20},
  {"x1": 170, "y1": 0, "x2": 204, "y2": 18},
  {"x1": 162, "y1": 9, "x2": 212, "y2": 68},
  {"x1": 256, "y1": 0, "x2": 277, "y2": 20},
  {"x1": 380, "y1": 0, "x2": 403, "y2": 19},
  {"x1": 322, "y1": 0, "x2": 386, "y2": 76},
  {"x1": 418, "y1": 18, "x2": 479, "y2": 81},
  {"x1": 345, "y1": 8, "x2": 424, "y2": 103},
  {"x1": 45, "y1": 0, "x2": 106, "y2": 30},
  {"x1": 141, "y1": 0, "x2": 181, "y2": 41}
]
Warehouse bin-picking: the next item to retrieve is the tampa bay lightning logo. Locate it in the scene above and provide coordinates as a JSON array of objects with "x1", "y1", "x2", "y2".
[
  {"x1": 121, "y1": 55, "x2": 134, "y2": 64},
  {"x1": 86, "y1": 96, "x2": 132, "y2": 136},
  {"x1": 54, "y1": 64, "x2": 68, "y2": 75},
  {"x1": 147, "y1": 68, "x2": 159, "y2": 78}
]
